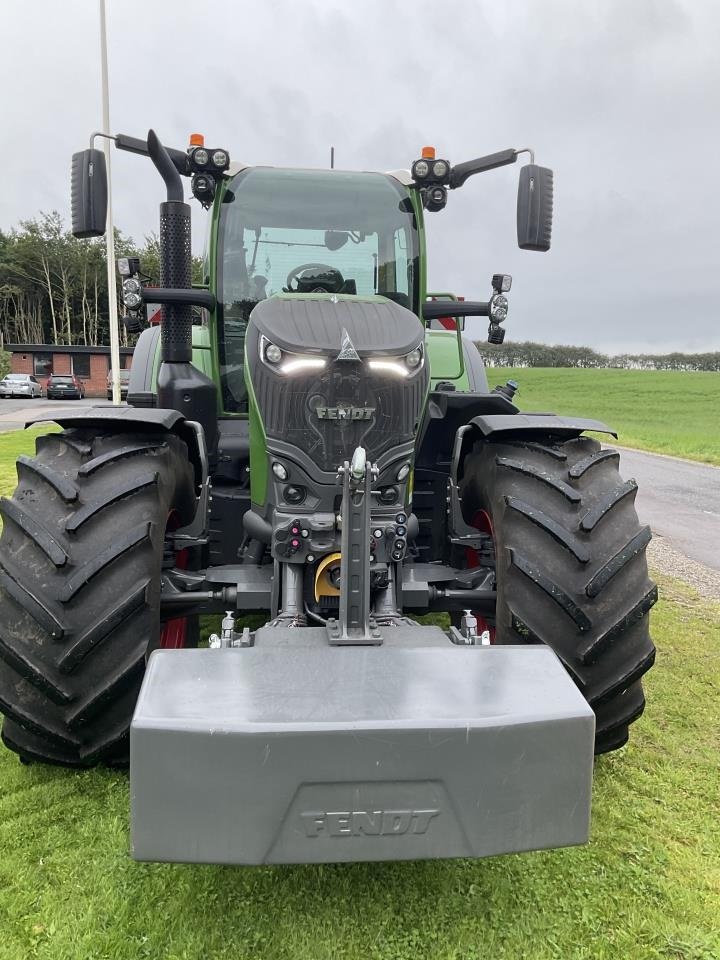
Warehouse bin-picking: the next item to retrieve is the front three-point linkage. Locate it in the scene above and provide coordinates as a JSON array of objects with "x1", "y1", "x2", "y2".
[{"x1": 326, "y1": 447, "x2": 383, "y2": 646}]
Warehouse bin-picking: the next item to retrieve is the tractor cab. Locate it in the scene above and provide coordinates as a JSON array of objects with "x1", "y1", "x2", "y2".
[{"x1": 216, "y1": 166, "x2": 422, "y2": 413}]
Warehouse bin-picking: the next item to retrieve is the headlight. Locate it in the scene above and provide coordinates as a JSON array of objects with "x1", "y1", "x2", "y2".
[
  {"x1": 490, "y1": 294, "x2": 509, "y2": 323},
  {"x1": 124, "y1": 292, "x2": 142, "y2": 309},
  {"x1": 432, "y1": 159, "x2": 449, "y2": 179},
  {"x1": 492, "y1": 273, "x2": 512, "y2": 293},
  {"x1": 368, "y1": 344, "x2": 424, "y2": 377},
  {"x1": 405, "y1": 347, "x2": 422, "y2": 369},
  {"x1": 192, "y1": 148, "x2": 209, "y2": 167},
  {"x1": 424, "y1": 185, "x2": 448, "y2": 212},
  {"x1": 212, "y1": 150, "x2": 228, "y2": 169},
  {"x1": 192, "y1": 174, "x2": 215, "y2": 205},
  {"x1": 412, "y1": 159, "x2": 429, "y2": 179},
  {"x1": 260, "y1": 336, "x2": 327, "y2": 375},
  {"x1": 264, "y1": 340, "x2": 283, "y2": 364},
  {"x1": 368, "y1": 360, "x2": 408, "y2": 377},
  {"x1": 280, "y1": 357, "x2": 326, "y2": 374}
]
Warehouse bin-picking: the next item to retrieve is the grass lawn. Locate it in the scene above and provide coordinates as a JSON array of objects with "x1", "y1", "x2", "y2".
[
  {"x1": 0, "y1": 430, "x2": 719, "y2": 958},
  {"x1": 489, "y1": 368, "x2": 720, "y2": 465}
]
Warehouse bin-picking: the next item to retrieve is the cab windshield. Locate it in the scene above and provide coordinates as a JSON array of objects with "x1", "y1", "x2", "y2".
[{"x1": 216, "y1": 167, "x2": 420, "y2": 413}]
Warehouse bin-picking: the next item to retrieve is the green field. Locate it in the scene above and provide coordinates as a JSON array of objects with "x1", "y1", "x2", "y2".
[
  {"x1": 0, "y1": 427, "x2": 719, "y2": 958},
  {"x1": 488, "y1": 368, "x2": 720, "y2": 465}
]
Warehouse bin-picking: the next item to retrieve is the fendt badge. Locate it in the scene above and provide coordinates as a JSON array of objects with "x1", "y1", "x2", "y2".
[
  {"x1": 301, "y1": 808, "x2": 440, "y2": 838},
  {"x1": 316, "y1": 405, "x2": 375, "y2": 421}
]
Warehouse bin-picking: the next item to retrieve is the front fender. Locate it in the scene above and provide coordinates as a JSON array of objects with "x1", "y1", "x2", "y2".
[
  {"x1": 469, "y1": 413, "x2": 617, "y2": 439},
  {"x1": 24, "y1": 406, "x2": 208, "y2": 492},
  {"x1": 451, "y1": 413, "x2": 617, "y2": 485}
]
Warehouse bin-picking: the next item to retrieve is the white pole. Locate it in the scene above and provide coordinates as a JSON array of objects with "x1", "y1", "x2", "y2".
[{"x1": 99, "y1": 0, "x2": 121, "y2": 405}]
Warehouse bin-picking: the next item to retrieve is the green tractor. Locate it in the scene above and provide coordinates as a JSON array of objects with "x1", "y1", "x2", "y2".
[{"x1": 0, "y1": 130, "x2": 656, "y2": 864}]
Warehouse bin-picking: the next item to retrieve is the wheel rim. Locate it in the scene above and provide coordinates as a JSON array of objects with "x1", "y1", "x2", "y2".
[{"x1": 160, "y1": 615, "x2": 187, "y2": 649}]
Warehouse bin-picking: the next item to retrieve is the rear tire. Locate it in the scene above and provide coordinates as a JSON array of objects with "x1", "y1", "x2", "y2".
[
  {"x1": 459, "y1": 436, "x2": 656, "y2": 754},
  {"x1": 0, "y1": 428, "x2": 195, "y2": 766}
]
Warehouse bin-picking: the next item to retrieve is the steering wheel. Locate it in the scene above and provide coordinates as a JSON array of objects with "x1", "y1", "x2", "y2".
[{"x1": 286, "y1": 263, "x2": 345, "y2": 293}]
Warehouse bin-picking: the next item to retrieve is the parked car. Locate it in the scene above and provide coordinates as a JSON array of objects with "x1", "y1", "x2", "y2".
[
  {"x1": 45, "y1": 374, "x2": 86, "y2": 400},
  {"x1": 107, "y1": 369, "x2": 130, "y2": 400},
  {"x1": 0, "y1": 374, "x2": 43, "y2": 398}
]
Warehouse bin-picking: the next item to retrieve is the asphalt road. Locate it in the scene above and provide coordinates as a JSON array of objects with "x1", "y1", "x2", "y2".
[
  {"x1": 0, "y1": 397, "x2": 114, "y2": 433},
  {"x1": 0, "y1": 399, "x2": 717, "y2": 571},
  {"x1": 618, "y1": 447, "x2": 720, "y2": 572}
]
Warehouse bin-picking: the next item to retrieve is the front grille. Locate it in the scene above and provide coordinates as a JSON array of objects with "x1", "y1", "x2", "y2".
[{"x1": 254, "y1": 361, "x2": 427, "y2": 472}]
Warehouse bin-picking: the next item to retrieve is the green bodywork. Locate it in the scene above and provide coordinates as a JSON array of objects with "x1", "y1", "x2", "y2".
[{"x1": 426, "y1": 330, "x2": 471, "y2": 388}]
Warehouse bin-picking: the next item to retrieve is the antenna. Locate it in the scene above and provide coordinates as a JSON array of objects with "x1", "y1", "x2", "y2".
[{"x1": 330, "y1": 146, "x2": 335, "y2": 169}]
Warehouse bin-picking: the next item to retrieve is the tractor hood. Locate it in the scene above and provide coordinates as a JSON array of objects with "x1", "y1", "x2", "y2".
[
  {"x1": 249, "y1": 294, "x2": 423, "y2": 357},
  {"x1": 245, "y1": 293, "x2": 430, "y2": 475}
]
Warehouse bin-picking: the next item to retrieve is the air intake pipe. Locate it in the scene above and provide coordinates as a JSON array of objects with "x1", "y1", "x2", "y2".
[{"x1": 147, "y1": 129, "x2": 218, "y2": 457}]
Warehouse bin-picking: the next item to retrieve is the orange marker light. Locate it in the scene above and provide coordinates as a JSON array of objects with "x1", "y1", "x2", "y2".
[
  {"x1": 421, "y1": 145, "x2": 436, "y2": 159},
  {"x1": 189, "y1": 133, "x2": 205, "y2": 147}
]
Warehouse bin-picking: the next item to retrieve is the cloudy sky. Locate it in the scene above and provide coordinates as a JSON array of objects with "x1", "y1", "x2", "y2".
[{"x1": 1, "y1": 0, "x2": 718, "y2": 352}]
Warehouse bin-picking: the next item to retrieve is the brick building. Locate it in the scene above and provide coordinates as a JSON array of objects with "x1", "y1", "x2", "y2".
[{"x1": 6, "y1": 344, "x2": 133, "y2": 398}]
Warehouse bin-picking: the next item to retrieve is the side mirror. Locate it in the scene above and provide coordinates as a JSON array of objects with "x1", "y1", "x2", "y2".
[
  {"x1": 517, "y1": 164, "x2": 553, "y2": 251},
  {"x1": 71, "y1": 149, "x2": 107, "y2": 238}
]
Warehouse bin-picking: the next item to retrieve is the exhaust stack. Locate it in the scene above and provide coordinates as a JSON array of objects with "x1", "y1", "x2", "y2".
[
  {"x1": 147, "y1": 130, "x2": 192, "y2": 367},
  {"x1": 145, "y1": 130, "x2": 217, "y2": 455}
]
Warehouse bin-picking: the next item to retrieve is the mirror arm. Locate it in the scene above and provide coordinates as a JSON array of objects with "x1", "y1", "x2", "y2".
[
  {"x1": 140, "y1": 288, "x2": 215, "y2": 310},
  {"x1": 449, "y1": 146, "x2": 535, "y2": 190},
  {"x1": 423, "y1": 300, "x2": 490, "y2": 321},
  {"x1": 90, "y1": 131, "x2": 189, "y2": 177},
  {"x1": 449, "y1": 148, "x2": 518, "y2": 189},
  {"x1": 89, "y1": 130, "x2": 115, "y2": 150},
  {"x1": 116, "y1": 133, "x2": 189, "y2": 176}
]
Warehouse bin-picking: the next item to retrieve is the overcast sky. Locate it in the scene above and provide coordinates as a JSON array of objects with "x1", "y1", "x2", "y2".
[{"x1": 1, "y1": 0, "x2": 718, "y2": 352}]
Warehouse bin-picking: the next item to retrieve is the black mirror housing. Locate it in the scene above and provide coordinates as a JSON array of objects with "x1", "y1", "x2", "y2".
[
  {"x1": 517, "y1": 164, "x2": 553, "y2": 251},
  {"x1": 71, "y1": 148, "x2": 108, "y2": 238}
]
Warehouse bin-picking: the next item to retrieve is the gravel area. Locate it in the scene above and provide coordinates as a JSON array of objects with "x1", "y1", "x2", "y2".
[{"x1": 648, "y1": 533, "x2": 720, "y2": 600}]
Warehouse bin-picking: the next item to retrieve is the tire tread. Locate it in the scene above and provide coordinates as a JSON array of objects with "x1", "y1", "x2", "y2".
[
  {"x1": 0, "y1": 428, "x2": 194, "y2": 766},
  {"x1": 460, "y1": 434, "x2": 656, "y2": 754}
]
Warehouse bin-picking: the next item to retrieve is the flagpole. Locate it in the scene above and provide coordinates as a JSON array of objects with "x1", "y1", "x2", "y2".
[{"x1": 99, "y1": 0, "x2": 121, "y2": 404}]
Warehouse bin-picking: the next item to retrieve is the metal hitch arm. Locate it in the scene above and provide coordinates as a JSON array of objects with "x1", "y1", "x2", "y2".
[{"x1": 327, "y1": 447, "x2": 381, "y2": 645}]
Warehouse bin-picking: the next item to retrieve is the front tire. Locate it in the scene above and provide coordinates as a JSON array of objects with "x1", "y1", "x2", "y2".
[
  {"x1": 0, "y1": 428, "x2": 195, "y2": 766},
  {"x1": 460, "y1": 436, "x2": 656, "y2": 754}
]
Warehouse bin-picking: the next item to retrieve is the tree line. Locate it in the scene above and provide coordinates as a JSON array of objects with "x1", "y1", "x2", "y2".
[
  {"x1": 0, "y1": 213, "x2": 202, "y2": 350},
  {"x1": 1, "y1": 215, "x2": 717, "y2": 373},
  {"x1": 476, "y1": 340, "x2": 720, "y2": 372}
]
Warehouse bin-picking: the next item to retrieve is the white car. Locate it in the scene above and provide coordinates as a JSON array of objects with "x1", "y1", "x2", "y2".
[{"x1": 0, "y1": 374, "x2": 44, "y2": 398}]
